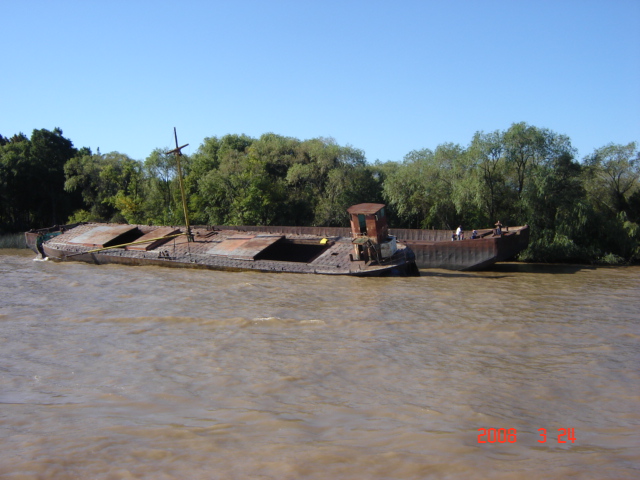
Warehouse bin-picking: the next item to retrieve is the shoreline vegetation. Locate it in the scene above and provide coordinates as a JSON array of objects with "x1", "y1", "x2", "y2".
[
  {"x1": 0, "y1": 233, "x2": 26, "y2": 249},
  {"x1": 1, "y1": 124, "x2": 638, "y2": 265}
]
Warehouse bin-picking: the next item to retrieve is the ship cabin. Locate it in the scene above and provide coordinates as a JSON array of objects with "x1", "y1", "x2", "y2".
[{"x1": 347, "y1": 203, "x2": 398, "y2": 262}]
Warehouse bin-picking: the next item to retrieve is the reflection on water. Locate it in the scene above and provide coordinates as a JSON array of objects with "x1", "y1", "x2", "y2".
[{"x1": 1, "y1": 249, "x2": 639, "y2": 479}]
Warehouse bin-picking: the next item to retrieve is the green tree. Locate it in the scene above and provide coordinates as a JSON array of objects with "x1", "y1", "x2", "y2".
[
  {"x1": 381, "y1": 147, "x2": 459, "y2": 229},
  {"x1": 142, "y1": 148, "x2": 181, "y2": 224},
  {"x1": 519, "y1": 152, "x2": 594, "y2": 262},
  {"x1": 187, "y1": 136, "x2": 222, "y2": 224},
  {"x1": 466, "y1": 130, "x2": 510, "y2": 224},
  {"x1": 285, "y1": 137, "x2": 345, "y2": 223},
  {"x1": 503, "y1": 122, "x2": 547, "y2": 198},
  {"x1": 313, "y1": 146, "x2": 378, "y2": 226},
  {"x1": 198, "y1": 147, "x2": 278, "y2": 225},
  {"x1": 0, "y1": 134, "x2": 33, "y2": 231},
  {"x1": 0, "y1": 128, "x2": 78, "y2": 231},
  {"x1": 581, "y1": 142, "x2": 640, "y2": 262},
  {"x1": 30, "y1": 128, "x2": 78, "y2": 225},
  {"x1": 65, "y1": 152, "x2": 143, "y2": 223},
  {"x1": 583, "y1": 142, "x2": 639, "y2": 215}
]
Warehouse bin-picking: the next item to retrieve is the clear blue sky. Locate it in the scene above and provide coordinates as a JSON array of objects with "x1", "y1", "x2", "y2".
[{"x1": 2, "y1": 0, "x2": 638, "y2": 163}]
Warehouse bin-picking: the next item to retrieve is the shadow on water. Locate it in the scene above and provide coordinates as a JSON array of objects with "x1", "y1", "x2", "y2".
[
  {"x1": 418, "y1": 270, "x2": 498, "y2": 279},
  {"x1": 419, "y1": 262, "x2": 597, "y2": 278},
  {"x1": 484, "y1": 262, "x2": 596, "y2": 274}
]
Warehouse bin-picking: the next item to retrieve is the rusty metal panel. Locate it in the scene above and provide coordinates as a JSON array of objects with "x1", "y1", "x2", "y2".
[
  {"x1": 126, "y1": 227, "x2": 181, "y2": 251},
  {"x1": 228, "y1": 235, "x2": 284, "y2": 260},
  {"x1": 346, "y1": 203, "x2": 385, "y2": 215},
  {"x1": 309, "y1": 242, "x2": 352, "y2": 267},
  {"x1": 207, "y1": 234, "x2": 283, "y2": 260},
  {"x1": 206, "y1": 235, "x2": 254, "y2": 256},
  {"x1": 68, "y1": 225, "x2": 138, "y2": 247},
  {"x1": 405, "y1": 237, "x2": 498, "y2": 270}
]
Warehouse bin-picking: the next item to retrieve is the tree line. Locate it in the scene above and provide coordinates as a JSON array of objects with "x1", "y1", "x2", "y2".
[{"x1": 1, "y1": 124, "x2": 638, "y2": 264}]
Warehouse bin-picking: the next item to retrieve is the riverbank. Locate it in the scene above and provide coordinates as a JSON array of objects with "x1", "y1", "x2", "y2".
[{"x1": 0, "y1": 233, "x2": 26, "y2": 248}]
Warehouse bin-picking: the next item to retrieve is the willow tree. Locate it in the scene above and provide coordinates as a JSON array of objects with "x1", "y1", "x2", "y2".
[
  {"x1": 582, "y1": 142, "x2": 640, "y2": 262},
  {"x1": 141, "y1": 148, "x2": 183, "y2": 225},
  {"x1": 465, "y1": 130, "x2": 510, "y2": 225},
  {"x1": 312, "y1": 145, "x2": 379, "y2": 226},
  {"x1": 284, "y1": 137, "x2": 371, "y2": 226},
  {"x1": 503, "y1": 123, "x2": 548, "y2": 199},
  {"x1": 381, "y1": 147, "x2": 459, "y2": 229},
  {"x1": 583, "y1": 142, "x2": 640, "y2": 215}
]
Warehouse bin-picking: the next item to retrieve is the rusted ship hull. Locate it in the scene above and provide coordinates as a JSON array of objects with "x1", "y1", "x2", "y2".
[
  {"x1": 28, "y1": 222, "x2": 418, "y2": 277},
  {"x1": 26, "y1": 221, "x2": 528, "y2": 273},
  {"x1": 212, "y1": 225, "x2": 530, "y2": 271},
  {"x1": 393, "y1": 226, "x2": 530, "y2": 270}
]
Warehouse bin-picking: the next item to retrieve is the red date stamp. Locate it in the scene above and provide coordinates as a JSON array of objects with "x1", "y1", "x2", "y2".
[{"x1": 477, "y1": 428, "x2": 576, "y2": 443}]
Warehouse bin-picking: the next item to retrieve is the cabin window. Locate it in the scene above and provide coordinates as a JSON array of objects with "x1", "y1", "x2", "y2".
[{"x1": 358, "y1": 214, "x2": 367, "y2": 234}]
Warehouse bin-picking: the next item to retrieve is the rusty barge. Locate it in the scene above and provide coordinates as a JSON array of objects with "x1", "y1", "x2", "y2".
[
  {"x1": 208, "y1": 224, "x2": 530, "y2": 271},
  {"x1": 26, "y1": 218, "x2": 528, "y2": 274},
  {"x1": 25, "y1": 204, "x2": 419, "y2": 277}
]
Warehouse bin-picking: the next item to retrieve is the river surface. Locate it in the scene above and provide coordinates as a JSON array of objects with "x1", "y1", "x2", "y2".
[{"x1": 0, "y1": 249, "x2": 638, "y2": 479}]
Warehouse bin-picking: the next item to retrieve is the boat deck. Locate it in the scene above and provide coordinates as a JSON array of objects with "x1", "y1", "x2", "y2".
[{"x1": 42, "y1": 223, "x2": 413, "y2": 276}]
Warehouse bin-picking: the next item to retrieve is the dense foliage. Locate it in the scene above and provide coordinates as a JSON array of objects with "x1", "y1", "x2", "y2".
[{"x1": 1, "y1": 124, "x2": 638, "y2": 264}]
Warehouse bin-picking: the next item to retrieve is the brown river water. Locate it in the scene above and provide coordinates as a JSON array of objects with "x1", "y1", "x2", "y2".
[{"x1": 0, "y1": 249, "x2": 638, "y2": 479}]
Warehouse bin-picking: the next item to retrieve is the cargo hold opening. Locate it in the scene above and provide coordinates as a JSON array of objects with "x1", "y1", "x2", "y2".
[{"x1": 254, "y1": 238, "x2": 330, "y2": 263}]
